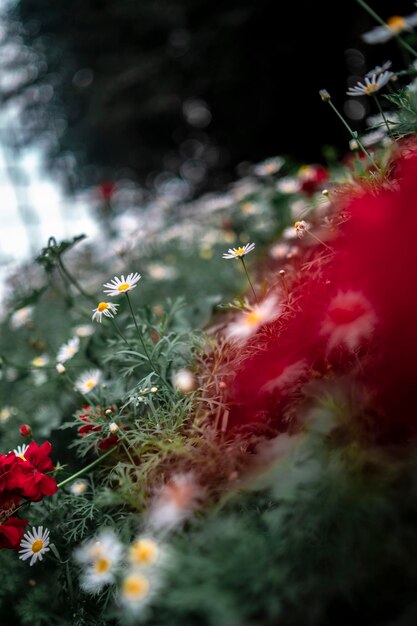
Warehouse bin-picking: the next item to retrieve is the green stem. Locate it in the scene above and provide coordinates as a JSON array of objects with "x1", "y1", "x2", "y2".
[
  {"x1": 355, "y1": 0, "x2": 417, "y2": 59},
  {"x1": 372, "y1": 94, "x2": 392, "y2": 137},
  {"x1": 57, "y1": 446, "x2": 117, "y2": 489},
  {"x1": 57, "y1": 256, "x2": 92, "y2": 301},
  {"x1": 124, "y1": 293, "x2": 174, "y2": 396},
  {"x1": 125, "y1": 293, "x2": 155, "y2": 368},
  {"x1": 327, "y1": 100, "x2": 381, "y2": 172},
  {"x1": 240, "y1": 257, "x2": 258, "y2": 304},
  {"x1": 109, "y1": 317, "x2": 132, "y2": 348}
]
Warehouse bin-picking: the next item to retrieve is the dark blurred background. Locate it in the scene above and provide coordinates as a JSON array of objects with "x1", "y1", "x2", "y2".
[{"x1": 1, "y1": 0, "x2": 414, "y2": 196}]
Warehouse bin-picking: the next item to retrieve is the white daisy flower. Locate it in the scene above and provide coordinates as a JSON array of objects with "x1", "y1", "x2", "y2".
[
  {"x1": 31, "y1": 354, "x2": 49, "y2": 368},
  {"x1": 74, "y1": 324, "x2": 95, "y2": 337},
  {"x1": 365, "y1": 60, "x2": 392, "y2": 77},
  {"x1": 103, "y1": 273, "x2": 141, "y2": 297},
  {"x1": 226, "y1": 295, "x2": 281, "y2": 343},
  {"x1": 347, "y1": 71, "x2": 394, "y2": 97},
  {"x1": 10, "y1": 306, "x2": 33, "y2": 329},
  {"x1": 253, "y1": 156, "x2": 284, "y2": 177},
  {"x1": 294, "y1": 220, "x2": 310, "y2": 239},
  {"x1": 148, "y1": 472, "x2": 203, "y2": 531},
  {"x1": 91, "y1": 301, "x2": 119, "y2": 323},
  {"x1": 74, "y1": 369, "x2": 101, "y2": 394},
  {"x1": 276, "y1": 176, "x2": 300, "y2": 194},
  {"x1": 19, "y1": 526, "x2": 50, "y2": 566},
  {"x1": 0, "y1": 406, "x2": 17, "y2": 423},
  {"x1": 349, "y1": 128, "x2": 387, "y2": 150},
  {"x1": 70, "y1": 480, "x2": 88, "y2": 496},
  {"x1": 13, "y1": 444, "x2": 29, "y2": 460},
  {"x1": 56, "y1": 336, "x2": 80, "y2": 363},
  {"x1": 222, "y1": 242, "x2": 255, "y2": 259},
  {"x1": 120, "y1": 569, "x2": 154, "y2": 614},
  {"x1": 128, "y1": 537, "x2": 161, "y2": 568},
  {"x1": 74, "y1": 530, "x2": 123, "y2": 593},
  {"x1": 362, "y1": 13, "x2": 417, "y2": 44}
]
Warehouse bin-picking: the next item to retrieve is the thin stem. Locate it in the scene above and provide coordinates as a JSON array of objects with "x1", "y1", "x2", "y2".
[
  {"x1": 307, "y1": 230, "x2": 333, "y2": 252},
  {"x1": 121, "y1": 439, "x2": 136, "y2": 467},
  {"x1": 125, "y1": 292, "x2": 155, "y2": 369},
  {"x1": 109, "y1": 317, "x2": 132, "y2": 348},
  {"x1": 240, "y1": 257, "x2": 258, "y2": 304},
  {"x1": 327, "y1": 99, "x2": 381, "y2": 172},
  {"x1": 57, "y1": 446, "x2": 117, "y2": 489},
  {"x1": 124, "y1": 294, "x2": 174, "y2": 397},
  {"x1": 355, "y1": 0, "x2": 417, "y2": 59},
  {"x1": 372, "y1": 94, "x2": 393, "y2": 137},
  {"x1": 57, "y1": 256, "x2": 92, "y2": 301}
]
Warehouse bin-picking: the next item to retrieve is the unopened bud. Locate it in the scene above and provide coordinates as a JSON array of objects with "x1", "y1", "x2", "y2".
[
  {"x1": 109, "y1": 422, "x2": 119, "y2": 434},
  {"x1": 19, "y1": 424, "x2": 32, "y2": 437},
  {"x1": 150, "y1": 386, "x2": 158, "y2": 393},
  {"x1": 56, "y1": 363, "x2": 66, "y2": 374},
  {"x1": 319, "y1": 89, "x2": 331, "y2": 102},
  {"x1": 173, "y1": 369, "x2": 196, "y2": 393},
  {"x1": 70, "y1": 480, "x2": 88, "y2": 496}
]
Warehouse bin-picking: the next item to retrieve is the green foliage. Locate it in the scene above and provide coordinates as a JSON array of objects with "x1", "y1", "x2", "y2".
[{"x1": 385, "y1": 89, "x2": 417, "y2": 137}]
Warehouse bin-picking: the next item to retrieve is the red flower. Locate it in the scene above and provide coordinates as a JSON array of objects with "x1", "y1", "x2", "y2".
[
  {"x1": 19, "y1": 424, "x2": 32, "y2": 437},
  {"x1": 98, "y1": 435, "x2": 119, "y2": 450},
  {"x1": 7, "y1": 442, "x2": 57, "y2": 502},
  {"x1": 76, "y1": 405, "x2": 119, "y2": 451},
  {"x1": 97, "y1": 181, "x2": 116, "y2": 201},
  {"x1": 0, "y1": 452, "x2": 20, "y2": 493},
  {"x1": 0, "y1": 516, "x2": 28, "y2": 550},
  {"x1": 25, "y1": 441, "x2": 55, "y2": 474},
  {"x1": 298, "y1": 164, "x2": 329, "y2": 195}
]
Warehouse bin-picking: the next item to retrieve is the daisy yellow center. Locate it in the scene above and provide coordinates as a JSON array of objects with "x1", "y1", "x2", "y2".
[
  {"x1": 85, "y1": 379, "x2": 96, "y2": 390},
  {"x1": 94, "y1": 558, "x2": 111, "y2": 574},
  {"x1": 32, "y1": 539, "x2": 44, "y2": 553},
  {"x1": 234, "y1": 247, "x2": 245, "y2": 256},
  {"x1": 246, "y1": 310, "x2": 263, "y2": 326},
  {"x1": 387, "y1": 15, "x2": 406, "y2": 32},
  {"x1": 122, "y1": 574, "x2": 149, "y2": 600},
  {"x1": 117, "y1": 283, "x2": 130, "y2": 291},
  {"x1": 130, "y1": 539, "x2": 158, "y2": 565},
  {"x1": 365, "y1": 83, "x2": 379, "y2": 93},
  {"x1": 18, "y1": 454, "x2": 27, "y2": 461},
  {"x1": 97, "y1": 302, "x2": 109, "y2": 312}
]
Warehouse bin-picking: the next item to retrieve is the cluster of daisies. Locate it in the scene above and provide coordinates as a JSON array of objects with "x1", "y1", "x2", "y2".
[
  {"x1": 74, "y1": 531, "x2": 163, "y2": 615},
  {"x1": 73, "y1": 472, "x2": 202, "y2": 615}
]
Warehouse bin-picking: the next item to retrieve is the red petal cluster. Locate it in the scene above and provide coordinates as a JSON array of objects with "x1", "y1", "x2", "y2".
[
  {"x1": 0, "y1": 441, "x2": 57, "y2": 550},
  {"x1": 222, "y1": 144, "x2": 417, "y2": 442},
  {"x1": 298, "y1": 164, "x2": 329, "y2": 195},
  {"x1": 77, "y1": 405, "x2": 119, "y2": 451}
]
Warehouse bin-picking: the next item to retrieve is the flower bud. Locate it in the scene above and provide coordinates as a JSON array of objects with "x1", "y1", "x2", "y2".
[
  {"x1": 109, "y1": 422, "x2": 119, "y2": 434},
  {"x1": 319, "y1": 89, "x2": 331, "y2": 102},
  {"x1": 172, "y1": 369, "x2": 196, "y2": 393},
  {"x1": 56, "y1": 363, "x2": 66, "y2": 374},
  {"x1": 19, "y1": 424, "x2": 32, "y2": 437}
]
